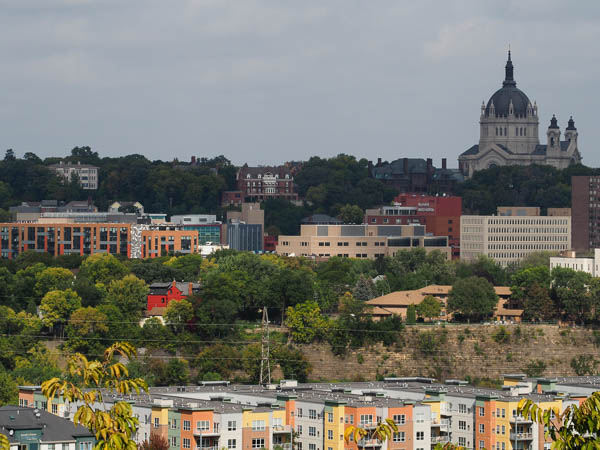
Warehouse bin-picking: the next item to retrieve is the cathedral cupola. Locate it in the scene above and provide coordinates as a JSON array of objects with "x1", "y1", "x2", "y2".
[
  {"x1": 565, "y1": 116, "x2": 578, "y2": 144},
  {"x1": 547, "y1": 114, "x2": 561, "y2": 150}
]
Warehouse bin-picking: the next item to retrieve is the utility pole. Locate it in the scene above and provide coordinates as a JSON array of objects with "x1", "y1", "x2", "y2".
[{"x1": 259, "y1": 307, "x2": 271, "y2": 385}]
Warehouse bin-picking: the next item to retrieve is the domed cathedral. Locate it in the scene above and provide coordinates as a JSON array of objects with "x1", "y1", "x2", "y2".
[{"x1": 458, "y1": 51, "x2": 582, "y2": 178}]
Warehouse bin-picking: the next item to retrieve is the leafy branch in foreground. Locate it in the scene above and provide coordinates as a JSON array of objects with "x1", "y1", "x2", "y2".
[
  {"x1": 518, "y1": 391, "x2": 600, "y2": 450},
  {"x1": 344, "y1": 419, "x2": 398, "y2": 449},
  {"x1": 42, "y1": 342, "x2": 148, "y2": 450}
]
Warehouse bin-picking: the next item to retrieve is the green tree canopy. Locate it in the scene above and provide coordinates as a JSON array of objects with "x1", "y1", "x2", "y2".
[
  {"x1": 105, "y1": 274, "x2": 149, "y2": 319},
  {"x1": 34, "y1": 267, "x2": 75, "y2": 300},
  {"x1": 40, "y1": 289, "x2": 82, "y2": 331},
  {"x1": 416, "y1": 295, "x2": 442, "y2": 321},
  {"x1": 448, "y1": 276, "x2": 498, "y2": 322},
  {"x1": 284, "y1": 301, "x2": 330, "y2": 344}
]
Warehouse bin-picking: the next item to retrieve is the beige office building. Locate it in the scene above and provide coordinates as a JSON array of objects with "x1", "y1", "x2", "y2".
[
  {"x1": 276, "y1": 224, "x2": 451, "y2": 259},
  {"x1": 461, "y1": 213, "x2": 571, "y2": 266}
]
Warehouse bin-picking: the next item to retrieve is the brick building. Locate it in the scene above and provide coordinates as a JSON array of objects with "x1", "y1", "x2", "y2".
[
  {"x1": 147, "y1": 280, "x2": 201, "y2": 312},
  {"x1": 571, "y1": 175, "x2": 600, "y2": 252},
  {"x1": 0, "y1": 222, "x2": 198, "y2": 259},
  {"x1": 365, "y1": 194, "x2": 462, "y2": 259},
  {"x1": 236, "y1": 165, "x2": 298, "y2": 202}
]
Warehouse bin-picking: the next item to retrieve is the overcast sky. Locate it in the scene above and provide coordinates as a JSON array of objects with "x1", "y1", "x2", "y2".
[{"x1": 1, "y1": 0, "x2": 599, "y2": 167}]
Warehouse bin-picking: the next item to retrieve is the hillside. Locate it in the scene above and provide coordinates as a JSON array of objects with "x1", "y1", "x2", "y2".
[{"x1": 299, "y1": 324, "x2": 600, "y2": 382}]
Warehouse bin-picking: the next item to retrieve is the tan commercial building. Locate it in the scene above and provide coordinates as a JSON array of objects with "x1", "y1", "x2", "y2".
[
  {"x1": 461, "y1": 210, "x2": 571, "y2": 266},
  {"x1": 276, "y1": 224, "x2": 451, "y2": 259}
]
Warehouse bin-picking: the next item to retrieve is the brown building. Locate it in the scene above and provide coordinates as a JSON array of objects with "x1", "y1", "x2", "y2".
[
  {"x1": 236, "y1": 165, "x2": 299, "y2": 202},
  {"x1": 276, "y1": 224, "x2": 451, "y2": 260},
  {"x1": 572, "y1": 175, "x2": 600, "y2": 252},
  {"x1": 366, "y1": 285, "x2": 521, "y2": 322},
  {"x1": 365, "y1": 195, "x2": 462, "y2": 259}
]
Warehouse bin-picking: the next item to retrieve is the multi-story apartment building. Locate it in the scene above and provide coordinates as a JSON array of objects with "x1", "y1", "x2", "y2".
[
  {"x1": 277, "y1": 224, "x2": 451, "y2": 260},
  {"x1": 49, "y1": 161, "x2": 99, "y2": 189},
  {"x1": 0, "y1": 222, "x2": 198, "y2": 259},
  {"x1": 571, "y1": 175, "x2": 600, "y2": 252},
  {"x1": 170, "y1": 215, "x2": 224, "y2": 245},
  {"x1": 236, "y1": 165, "x2": 299, "y2": 203},
  {"x1": 461, "y1": 209, "x2": 571, "y2": 266},
  {"x1": 365, "y1": 195, "x2": 462, "y2": 259},
  {"x1": 549, "y1": 249, "x2": 600, "y2": 276},
  {"x1": 23, "y1": 375, "x2": 600, "y2": 450}
]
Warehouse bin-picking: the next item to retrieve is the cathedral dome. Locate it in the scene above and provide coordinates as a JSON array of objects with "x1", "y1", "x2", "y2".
[{"x1": 485, "y1": 51, "x2": 531, "y2": 118}]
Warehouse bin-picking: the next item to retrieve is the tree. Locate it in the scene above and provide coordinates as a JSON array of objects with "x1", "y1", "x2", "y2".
[
  {"x1": 40, "y1": 289, "x2": 82, "y2": 333},
  {"x1": 79, "y1": 254, "x2": 129, "y2": 286},
  {"x1": 284, "y1": 301, "x2": 330, "y2": 344},
  {"x1": 105, "y1": 275, "x2": 149, "y2": 319},
  {"x1": 518, "y1": 391, "x2": 600, "y2": 450},
  {"x1": 339, "y1": 204, "x2": 364, "y2": 224},
  {"x1": 0, "y1": 371, "x2": 17, "y2": 406},
  {"x1": 42, "y1": 342, "x2": 148, "y2": 450},
  {"x1": 570, "y1": 355, "x2": 597, "y2": 376},
  {"x1": 164, "y1": 299, "x2": 194, "y2": 333},
  {"x1": 447, "y1": 276, "x2": 498, "y2": 322},
  {"x1": 555, "y1": 271, "x2": 592, "y2": 324},
  {"x1": 406, "y1": 304, "x2": 417, "y2": 324},
  {"x1": 138, "y1": 433, "x2": 170, "y2": 450},
  {"x1": 352, "y1": 274, "x2": 376, "y2": 301},
  {"x1": 66, "y1": 307, "x2": 110, "y2": 355},
  {"x1": 344, "y1": 419, "x2": 398, "y2": 450},
  {"x1": 34, "y1": 267, "x2": 75, "y2": 300},
  {"x1": 417, "y1": 295, "x2": 442, "y2": 321}
]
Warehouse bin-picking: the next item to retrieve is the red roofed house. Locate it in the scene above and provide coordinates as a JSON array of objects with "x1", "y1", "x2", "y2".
[{"x1": 147, "y1": 281, "x2": 201, "y2": 314}]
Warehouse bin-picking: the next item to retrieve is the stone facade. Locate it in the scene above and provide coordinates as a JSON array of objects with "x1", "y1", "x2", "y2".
[{"x1": 458, "y1": 52, "x2": 581, "y2": 178}]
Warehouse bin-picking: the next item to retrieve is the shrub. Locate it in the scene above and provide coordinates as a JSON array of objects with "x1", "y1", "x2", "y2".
[
  {"x1": 570, "y1": 355, "x2": 598, "y2": 376},
  {"x1": 524, "y1": 359, "x2": 546, "y2": 377},
  {"x1": 357, "y1": 354, "x2": 364, "y2": 364},
  {"x1": 492, "y1": 326, "x2": 511, "y2": 344}
]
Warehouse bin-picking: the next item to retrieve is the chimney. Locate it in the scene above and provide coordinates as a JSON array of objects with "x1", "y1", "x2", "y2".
[
  {"x1": 377, "y1": 157, "x2": 382, "y2": 167},
  {"x1": 191, "y1": 156, "x2": 196, "y2": 164},
  {"x1": 442, "y1": 158, "x2": 447, "y2": 169},
  {"x1": 426, "y1": 158, "x2": 432, "y2": 173},
  {"x1": 403, "y1": 158, "x2": 408, "y2": 174}
]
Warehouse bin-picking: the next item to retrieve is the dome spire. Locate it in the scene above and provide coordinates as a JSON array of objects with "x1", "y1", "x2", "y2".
[{"x1": 503, "y1": 48, "x2": 516, "y2": 87}]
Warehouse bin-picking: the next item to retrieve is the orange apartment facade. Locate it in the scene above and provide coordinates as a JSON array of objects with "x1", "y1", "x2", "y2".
[{"x1": 0, "y1": 222, "x2": 198, "y2": 259}]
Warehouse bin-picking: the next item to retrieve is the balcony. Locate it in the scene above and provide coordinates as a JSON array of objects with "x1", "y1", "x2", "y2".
[
  {"x1": 196, "y1": 447, "x2": 218, "y2": 450},
  {"x1": 432, "y1": 436, "x2": 450, "y2": 443},
  {"x1": 431, "y1": 419, "x2": 450, "y2": 431},
  {"x1": 510, "y1": 416, "x2": 533, "y2": 424},
  {"x1": 272, "y1": 425, "x2": 292, "y2": 434},
  {"x1": 193, "y1": 429, "x2": 220, "y2": 437},
  {"x1": 510, "y1": 432, "x2": 533, "y2": 440},
  {"x1": 275, "y1": 444, "x2": 292, "y2": 450},
  {"x1": 357, "y1": 439, "x2": 383, "y2": 447}
]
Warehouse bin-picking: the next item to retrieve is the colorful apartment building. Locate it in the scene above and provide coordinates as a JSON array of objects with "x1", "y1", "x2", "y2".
[
  {"x1": 0, "y1": 222, "x2": 199, "y2": 259},
  {"x1": 18, "y1": 375, "x2": 600, "y2": 450}
]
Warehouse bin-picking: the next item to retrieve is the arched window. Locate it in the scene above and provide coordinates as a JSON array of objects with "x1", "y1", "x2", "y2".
[{"x1": 551, "y1": 137, "x2": 555, "y2": 146}]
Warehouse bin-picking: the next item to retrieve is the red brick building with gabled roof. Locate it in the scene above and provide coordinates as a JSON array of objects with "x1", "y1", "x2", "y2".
[{"x1": 147, "y1": 280, "x2": 201, "y2": 312}]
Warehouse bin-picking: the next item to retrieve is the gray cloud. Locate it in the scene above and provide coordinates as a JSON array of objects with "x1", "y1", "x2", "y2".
[{"x1": 1, "y1": 0, "x2": 598, "y2": 167}]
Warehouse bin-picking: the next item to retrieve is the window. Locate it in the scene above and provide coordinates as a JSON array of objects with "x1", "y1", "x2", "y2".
[
  {"x1": 309, "y1": 445, "x2": 316, "y2": 450},
  {"x1": 328, "y1": 430, "x2": 334, "y2": 440},
  {"x1": 154, "y1": 417, "x2": 159, "y2": 428},
  {"x1": 459, "y1": 421, "x2": 466, "y2": 431},
  {"x1": 297, "y1": 444, "x2": 302, "y2": 450},
  {"x1": 228, "y1": 439, "x2": 236, "y2": 449},
  {"x1": 170, "y1": 419, "x2": 178, "y2": 429},
  {"x1": 171, "y1": 437, "x2": 177, "y2": 448},
  {"x1": 393, "y1": 414, "x2": 406, "y2": 425},
  {"x1": 328, "y1": 412, "x2": 334, "y2": 423},
  {"x1": 52, "y1": 404, "x2": 58, "y2": 414},
  {"x1": 297, "y1": 425, "x2": 303, "y2": 435},
  {"x1": 80, "y1": 443, "x2": 92, "y2": 450},
  {"x1": 197, "y1": 420, "x2": 210, "y2": 431},
  {"x1": 183, "y1": 420, "x2": 191, "y2": 431},
  {"x1": 458, "y1": 438, "x2": 466, "y2": 447},
  {"x1": 309, "y1": 426, "x2": 316, "y2": 437},
  {"x1": 252, "y1": 439, "x2": 265, "y2": 449},
  {"x1": 48, "y1": 445, "x2": 55, "y2": 450},
  {"x1": 479, "y1": 441, "x2": 485, "y2": 449},
  {"x1": 228, "y1": 420, "x2": 237, "y2": 431},
  {"x1": 297, "y1": 408, "x2": 303, "y2": 418},
  {"x1": 416, "y1": 413, "x2": 425, "y2": 423},
  {"x1": 416, "y1": 431, "x2": 424, "y2": 441},
  {"x1": 479, "y1": 407, "x2": 485, "y2": 417},
  {"x1": 479, "y1": 424, "x2": 484, "y2": 434},
  {"x1": 502, "y1": 425, "x2": 505, "y2": 435},
  {"x1": 309, "y1": 409, "x2": 317, "y2": 420},
  {"x1": 393, "y1": 432, "x2": 405, "y2": 442},
  {"x1": 183, "y1": 439, "x2": 191, "y2": 449},
  {"x1": 360, "y1": 414, "x2": 373, "y2": 426},
  {"x1": 252, "y1": 420, "x2": 266, "y2": 431},
  {"x1": 502, "y1": 408, "x2": 506, "y2": 418}
]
